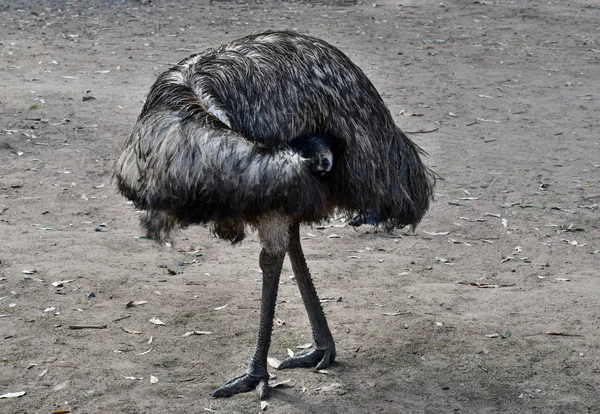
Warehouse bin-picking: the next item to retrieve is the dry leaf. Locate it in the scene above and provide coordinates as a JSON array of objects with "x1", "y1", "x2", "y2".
[
  {"x1": 0, "y1": 391, "x2": 26, "y2": 399},
  {"x1": 123, "y1": 376, "x2": 143, "y2": 380},
  {"x1": 560, "y1": 239, "x2": 580, "y2": 246},
  {"x1": 126, "y1": 300, "x2": 148, "y2": 308},
  {"x1": 182, "y1": 331, "x2": 213, "y2": 337},
  {"x1": 320, "y1": 296, "x2": 342, "y2": 303},
  {"x1": 149, "y1": 317, "x2": 165, "y2": 325},
  {"x1": 287, "y1": 348, "x2": 294, "y2": 357},
  {"x1": 459, "y1": 217, "x2": 487, "y2": 222},
  {"x1": 267, "y1": 357, "x2": 282, "y2": 369},
  {"x1": 52, "y1": 279, "x2": 74, "y2": 287},
  {"x1": 458, "y1": 281, "x2": 510, "y2": 288},
  {"x1": 484, "y1": 213, "x2": 501, "y2": 218},
  {"x1": 121, "y1": 327, "x2": 144, "y2": 335},
  {"x1": 327, "y1": 234, "x2": 342, "y2": 238},
  {"x1": 22, "y1": 269, "x2": 37, "y2": 274},
  {"x1": 179, "y1": 246, "x2": 202, "y2": 252},
  {"x1": 423, "y1": 231, "x2": 450, "y2": 236},
  {"x1": 136, "y1": 348, "x2": 153, "y2": 356},
  {"x1": 485, "y1": 333, "x2": 499, "y2": 338},
  {"x1": 551, "y1": 206, "x2": 574, "y2": 213},
  {"x1": 214, "y1": 304, "x2": 228, "y2": 311},
  {"x1": 296, "y1": 343, "x2": 313, "y2": 349},
  {"x1": 312, "y1": 368, "x2": 328, "y2": 374},
  {"x1": 260, "y1": 401, "x2": 269, "y2": 411},
  {"x1": 271, "y1": 379, "x2": 292, "y2": 388}
]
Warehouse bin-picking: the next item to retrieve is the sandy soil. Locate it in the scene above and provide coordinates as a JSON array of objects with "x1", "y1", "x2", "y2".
[{"x1": 1, "y1": 0, "x2": 599, "y2": 413}]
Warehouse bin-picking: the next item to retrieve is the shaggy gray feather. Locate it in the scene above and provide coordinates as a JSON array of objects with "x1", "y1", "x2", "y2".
[{"x1": 114, "y1": 31, "x2": 434, "y2": 241}]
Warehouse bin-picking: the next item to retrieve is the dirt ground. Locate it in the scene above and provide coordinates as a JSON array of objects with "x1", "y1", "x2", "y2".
[{"x1": 1, "y1": 0, "x2": 599, "y2": 413}]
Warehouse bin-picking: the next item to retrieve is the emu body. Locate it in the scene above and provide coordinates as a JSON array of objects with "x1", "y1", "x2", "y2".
[{"x1": 114, "y1": 31, "x2": 434, "y2": 398}]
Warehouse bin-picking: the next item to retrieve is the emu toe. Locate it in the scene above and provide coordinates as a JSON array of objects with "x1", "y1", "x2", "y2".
[
  {"x1": 277, "y1": 347, "x2": 336, "y2": 371},
  {"x1": 212, "y1": 374, "x2": 269, "y2": 399}
]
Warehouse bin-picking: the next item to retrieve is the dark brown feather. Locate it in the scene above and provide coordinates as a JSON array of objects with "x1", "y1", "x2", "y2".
[{"x1": 114, "y1": 31, "x2": 434, "y2": 241}]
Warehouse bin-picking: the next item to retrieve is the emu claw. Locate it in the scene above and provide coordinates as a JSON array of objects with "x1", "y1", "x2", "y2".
[
  {"x1": 212, "y1": 374, "x2": 269, "y2": 399},
  {"x1": 277, "y1": 348, "x2": 335, "y2": 370}
]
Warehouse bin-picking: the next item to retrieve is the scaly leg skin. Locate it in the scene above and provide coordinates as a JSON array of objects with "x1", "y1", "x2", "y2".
[
  {"x1": 212, "y1": 248, "x2": 285, "y2": 399},
  {"x1": 278, "y1": 222, "x2": 336, "y2": 370}
]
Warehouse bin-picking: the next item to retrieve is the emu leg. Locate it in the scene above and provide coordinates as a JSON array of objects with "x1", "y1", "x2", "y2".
[
  {"x1": 212, "y1": 248, "x2": 285, "y2": 399},
  {"x1": 278, "y1": 222, "x2": 336, "y2": 370}
]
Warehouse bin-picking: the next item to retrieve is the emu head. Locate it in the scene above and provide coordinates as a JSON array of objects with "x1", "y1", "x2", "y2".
[{"x1": 292, "y1": 136, "x2": 333, "y2": 176}]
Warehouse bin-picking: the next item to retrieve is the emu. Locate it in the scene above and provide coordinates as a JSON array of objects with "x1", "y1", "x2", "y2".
[{"x1": 115, "y1": 31, "x2": 434, "y2": 399}]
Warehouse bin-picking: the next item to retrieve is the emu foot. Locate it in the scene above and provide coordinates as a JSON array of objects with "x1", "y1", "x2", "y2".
[
  {"x1": 278, "y1": 347, "x2": 336, "y2": 370},
  {"x1": 212, "y1": 374, "x2": 269, "y2": 399}
]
